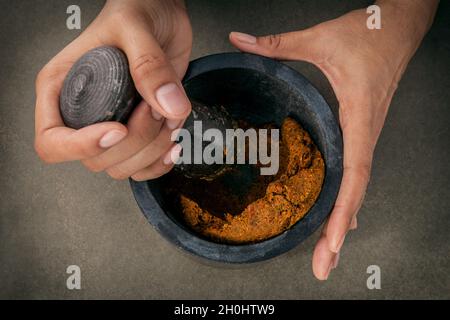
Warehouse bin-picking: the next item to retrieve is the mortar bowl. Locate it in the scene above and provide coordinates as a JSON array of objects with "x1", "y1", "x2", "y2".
[{"x1": 130, "y1": 52, "x2": 343, "y2": 263}]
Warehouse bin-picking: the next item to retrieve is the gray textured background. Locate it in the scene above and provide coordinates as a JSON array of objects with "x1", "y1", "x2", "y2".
[{"x1": 0, "y1": 0, "x2": 449, "y2": 299}]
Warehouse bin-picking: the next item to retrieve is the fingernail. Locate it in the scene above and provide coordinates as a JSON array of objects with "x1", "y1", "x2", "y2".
[
  {"x1": 99, "y1": 130, "x2": 126, "y2": 148},
  {"x1": 232, "y1": 32, "x2": 257, "y2": 44},
  {"x1": 156, "y1": 83, "x2": 190, "y2": 116},
  {"x1": 151, "y1": 107, "x2": 163, "y2": 121},
  {"x1": 350, "y1": 217, "x2": 358, "y2": 230},
  {"x1": 332, "y1": 252, "x2": 340, "y2": 269},
  {"x1": 332, "y1": 234, "x2": 346, "y2": 253},
  {"x1": 163, "y1": 144, "x2": 183, "y2": 165},
  {"x1": 166, "y1": 119, "x2": 181, "y2": 130},
  {"x1": 323, "y1": 262, "x2": 332, "y2": 280}
]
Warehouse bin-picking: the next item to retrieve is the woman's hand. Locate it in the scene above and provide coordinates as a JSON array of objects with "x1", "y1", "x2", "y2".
[
  {"x1": 230, "y1": 0, "x2": 438, "y2": 280},
  {"x1": 35, "y1": 0, "x2": 192, "y2": 181}
]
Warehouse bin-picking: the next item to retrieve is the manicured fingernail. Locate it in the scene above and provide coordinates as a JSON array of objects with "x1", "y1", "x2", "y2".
[
  {"x1": 156, "y1": 83, "x2": 190, "y2": 116},
  {"x1": 163, "y1": 144, "x2": 182, "y2": 165},
  {"x1": 323, "y1": 263, "x2": 332, "y2": 280},
  {"x1": 332, "y1": 252, "x2": 340, "y2": 269},
  {"x1": 350, "y1": 217, "x2": 358, "y2": 230},
  {"x1": 232, "y1": 32, "x2": 257, "y2": 44},
  {"x1": 166, "y1": 119, "x2": 181, "y2": 130},
  {"x1": 99, "y1": 130, "x2": 126, "y2": 148},
  {"x1": 332, "y1": 234, "x2": 346, "y2": 253},
  {"x1": 151, "y1": 107, "x2": 163, "y2": 121}
]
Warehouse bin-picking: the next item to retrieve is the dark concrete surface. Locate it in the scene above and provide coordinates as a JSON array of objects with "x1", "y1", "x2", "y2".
[{"x1": 0, "y1": 0, "x2": 449, "y2": 299}]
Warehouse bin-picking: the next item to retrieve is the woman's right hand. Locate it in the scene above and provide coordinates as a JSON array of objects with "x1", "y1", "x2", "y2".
[{"x1": 34, "y1": 0, "x2": 192, "y2": 181}]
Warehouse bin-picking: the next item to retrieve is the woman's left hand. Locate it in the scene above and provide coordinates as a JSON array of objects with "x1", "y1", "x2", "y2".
[{"x1": 229, "y1": 0, "x2": 438, "y2": 280}]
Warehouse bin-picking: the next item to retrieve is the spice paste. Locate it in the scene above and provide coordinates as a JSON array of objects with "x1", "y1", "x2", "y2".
[{"x1": 164, "y1": 117, "x2": 325, "y2": 244}]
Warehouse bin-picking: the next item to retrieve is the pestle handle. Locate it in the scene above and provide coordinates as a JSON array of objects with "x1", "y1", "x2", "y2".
[
  {"x1": 59, "y1": 46, "x2": 234, "y2": 180},
  {"x1": 60, "y1": 46, "x2": 139, "y2": 129}
]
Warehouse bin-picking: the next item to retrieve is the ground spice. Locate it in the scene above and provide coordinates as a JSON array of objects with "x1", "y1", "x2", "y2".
[{"x1": 163, "y1": 117, "x2": 325, "y2": 244}]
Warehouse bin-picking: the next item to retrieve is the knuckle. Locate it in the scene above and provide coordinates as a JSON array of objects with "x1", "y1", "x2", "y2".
[
  {"x1": 132, "y1": 164, "x2": 173, "y2": 181},
  {"x1": 34, "y1": 138, "x2": 49, "y2": 162},
  {"x1": 131, "y1": 53, "x2": 168, "y2": 83},
  {"x1": 108, "y1": 9, "x2": 136, "y2": 27},
  {"x1": 132, "y1": 117, "x2": 157, "y2": 144},
  {"x1": 71, "y1": 139, "x2": 93, "y2": 158},
  {"x1": 82, "y1": 160, "x2": 104, "y2": 173},
  {"x1": 135, "y1": 130, "x2": 153, "y2": 146},
  {"x1": 130, "y1": 172, "x2": 149, "y2": 182},
  {"x1": 35, "y1": 66, "x2": 51, "y2": 90},
  {"x1": 36, "y1": 61, "x2": 72, "y2": 94},
  {"x1": 106, "y1": 167, "x2": 129, "y2": 181},
  {"x1": 266, "y1": 34, "x2": 283, "y2": 52}
]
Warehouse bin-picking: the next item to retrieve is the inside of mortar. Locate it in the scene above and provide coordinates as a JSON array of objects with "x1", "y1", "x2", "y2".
[{"x1": 147, "y1": 68, "x2": 326, "y2": 244}]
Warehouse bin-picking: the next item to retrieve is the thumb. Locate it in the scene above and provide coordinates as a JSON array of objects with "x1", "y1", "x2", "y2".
[
  {"x1": 120, "y1": 28, "x2": 191, "y2": 121},
  {"x1": 229, "y1": 30, "x2": 320, "y2": 63}
]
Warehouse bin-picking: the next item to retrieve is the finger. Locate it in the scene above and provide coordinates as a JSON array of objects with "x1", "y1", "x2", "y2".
[
  {"x1": 35, "y1": 67, "x2": 127, "y2": 163},
  {"x1": 326, "y1": 121, "x2": 372, "y2": 253},
  {"x1": 119, "y1": 26, "x2": 191, "y2": 120},
  {"x1": 35, "y1": 124, "x2": 128, "y2": 163},
  {"x1": 312, "y1": 230, "x2": 337, "y2": 281},
  {"x1": 82, "y1": 100, "x2": 163, "y2": 172},
  {"x1": 131, "y1": 144, "x2": 182, "y2": 181},
  {"x1": 229, "y1": 30, "x2": 321, "y2": 63},
  {"x1": 105, "y1": 120, "x2": 182, "y2": 180}
]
